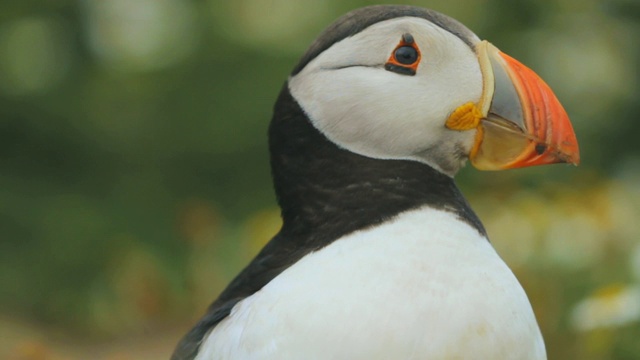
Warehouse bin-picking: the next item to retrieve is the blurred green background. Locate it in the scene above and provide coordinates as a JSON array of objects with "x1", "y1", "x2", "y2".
[{"x1": 0, "y1": 0, "x2": 639, "y2": 359}]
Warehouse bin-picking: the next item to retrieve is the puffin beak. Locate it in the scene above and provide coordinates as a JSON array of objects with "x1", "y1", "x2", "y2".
[{"x1": 466, "y1": 41, "x2": 580, "y2": 170}]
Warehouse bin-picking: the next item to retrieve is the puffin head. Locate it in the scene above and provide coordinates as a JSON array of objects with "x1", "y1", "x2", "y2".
[{"x1": 287, "y1": 6, "x2": 579, "y2": 176}]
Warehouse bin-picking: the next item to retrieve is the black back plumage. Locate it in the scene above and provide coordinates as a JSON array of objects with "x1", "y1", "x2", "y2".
[{"x1": 172, "y1": 6, "x2": 485, "y2": 360}]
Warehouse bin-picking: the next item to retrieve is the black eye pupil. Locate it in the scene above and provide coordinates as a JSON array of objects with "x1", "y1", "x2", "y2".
[{"x1": 394, "y1": 46, "x2": 418, "y2": 65}]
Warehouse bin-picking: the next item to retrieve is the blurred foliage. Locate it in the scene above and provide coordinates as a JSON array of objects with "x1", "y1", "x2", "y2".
[{"x1": 0, "y1": 0, "x2": 639, "y2": 359}]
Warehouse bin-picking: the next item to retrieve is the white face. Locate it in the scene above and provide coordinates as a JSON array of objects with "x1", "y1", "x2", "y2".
[{"x1": 289, "y1": 17, "x2": 483, "y2": 176}]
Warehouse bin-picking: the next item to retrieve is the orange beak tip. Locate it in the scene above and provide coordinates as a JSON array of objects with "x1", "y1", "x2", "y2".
[{"x1": 471, "y1": 42, "x2": 580, "y2": 171}]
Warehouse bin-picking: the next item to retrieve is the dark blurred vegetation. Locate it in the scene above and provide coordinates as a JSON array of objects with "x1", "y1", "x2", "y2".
[{"x1": 0, "y1": 0, "x2": 639, "y2": 358}]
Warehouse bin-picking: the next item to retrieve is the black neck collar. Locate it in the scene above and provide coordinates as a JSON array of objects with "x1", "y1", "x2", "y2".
[{"x1": 269, "y1": 85, "x2": 485, "y2": 244}]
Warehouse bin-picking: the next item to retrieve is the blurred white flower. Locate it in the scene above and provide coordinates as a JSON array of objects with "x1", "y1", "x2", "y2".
[
  {"x1": 83, "y1": 0, "x2": 199, "y2": 71},
  {"x1": 571, "y1": 284, "x2": 640, "y2": 332}
]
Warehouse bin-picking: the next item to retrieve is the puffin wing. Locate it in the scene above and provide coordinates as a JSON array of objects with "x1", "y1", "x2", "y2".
[{"x1": 171, "y1": 234, "x2": 313, "y2": 360}]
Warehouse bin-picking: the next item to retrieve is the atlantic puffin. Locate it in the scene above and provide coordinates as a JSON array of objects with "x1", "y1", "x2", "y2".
[{"x1": 172, "y1": 5, "x2": 579, "y2": 360}]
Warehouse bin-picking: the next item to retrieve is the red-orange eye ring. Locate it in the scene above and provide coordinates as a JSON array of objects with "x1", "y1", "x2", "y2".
[{"x1": 385, "y1": 33, "x2": 421, "y2": 75}]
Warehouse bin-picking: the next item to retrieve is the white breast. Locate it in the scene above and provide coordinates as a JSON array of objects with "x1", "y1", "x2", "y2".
[{"x1": 196, "y1": 207, "x2": 546, "y2": 360}]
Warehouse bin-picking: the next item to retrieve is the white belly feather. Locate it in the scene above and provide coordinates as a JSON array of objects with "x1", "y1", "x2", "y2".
[{"x1": 196, "y1": 207, "x2": 546, "y2": 360}]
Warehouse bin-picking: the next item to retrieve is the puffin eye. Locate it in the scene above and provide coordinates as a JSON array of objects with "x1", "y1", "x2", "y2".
[
  {"x1": 385, "y1": 33, "x2": 421, "y2": 76},
  {"x1": 394, "y1": 46, "x2": 419, "y2": 65}
]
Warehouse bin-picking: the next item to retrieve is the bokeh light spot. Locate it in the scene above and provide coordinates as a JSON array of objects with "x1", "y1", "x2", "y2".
[
  {"x1": 83, "y1": 0, "x2": 199, "y2": 72},
  {"x1": 0, "y1": 16, "x2": 72, "y2": 95}
]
